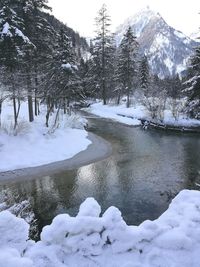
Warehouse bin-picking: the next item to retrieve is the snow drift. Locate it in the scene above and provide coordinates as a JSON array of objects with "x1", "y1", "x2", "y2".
[{"x1": 0, "y1": 189, "x2": 200, "y2": 266}]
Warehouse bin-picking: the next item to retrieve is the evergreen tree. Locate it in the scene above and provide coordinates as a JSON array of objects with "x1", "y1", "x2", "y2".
[
  {"x1": 78, "y1": 58, "x2": 90, "y2": 98},
  {"x1": 92, "y1": 4, "x2": 112, "y2": 105},
  {"x1": 166, "y1": 75, "x2": 182, "y2": 99},
  {"x1": 0, "y1": 3, "x2": 33, "y2": 128},
  {"x1": 184, "y1": 45, "x2": 200, "y2": 119},
  {"x1": 140, "y1": 55, "x2": 150, "y2": 95},
  {"x1": 0, "y1": 0, "x2": 90, "y2": 128},
  {"x1": 19, "y1": 0, "x2": 54, "y2": 121},
  {"x1": 116, "y1": 27, "x2": 139, "y2": 108},
  {"x1": 44, "y1": 27, "x2": 80, "y2": 126}
]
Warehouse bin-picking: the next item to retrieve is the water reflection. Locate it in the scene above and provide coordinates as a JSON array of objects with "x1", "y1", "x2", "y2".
[{"x1": 0, "y1": 118, "x2": 200, "y2": 235}]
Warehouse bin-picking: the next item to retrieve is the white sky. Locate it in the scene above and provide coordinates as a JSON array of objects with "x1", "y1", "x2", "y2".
[{"x1": 48, "y1": 0, "x2": 200, "y2": 37}]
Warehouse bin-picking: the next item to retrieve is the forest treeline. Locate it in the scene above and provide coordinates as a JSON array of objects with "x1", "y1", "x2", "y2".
[{"x1": 0, "y1": 0, "x2": 199, "y2": 130}]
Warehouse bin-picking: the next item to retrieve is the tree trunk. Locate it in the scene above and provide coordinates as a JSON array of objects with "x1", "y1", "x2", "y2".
[
  {"x1": 127, "y1": 89, "x2": 130, "y2": 108},
  {"x1": 37, "y1": 102, "x2": 40, "y2": 115},
  {"x1": 27, "y1": 73, "x2": 34, "y2": 122},
  {"x1": 46, "y1": 103, "x2": 54, "y2": 127},
  {"x1": 28, "y1": 94, "x2": 34, "y2": 122},
  {"x1": 34, "y1": 63, "x2": 39, "y2": 117},
  {"x1": 63, "y1": 98, "x2": 66, "y2": 114},
  {"x1": 67, "y1": 99, "x2": 71, "y2": 115},
  {"x1": 34, "y1": 91, "x2": 38, "y2": 117},
  {"x1": 16, "y1": 98, "x2": 21, "y2": 121},
  {"x1": 53, "y1": 102, "x2": 61, "y2": 129},
  {"x1": 13, "y1": 96, "x2": 18, "y2": 129},
  {"x1": 117, "y1": 91, "x2": 121, "y2": 105},
  {"x1": 55, "y1": 100, "x2": 58, "y2": 109},
  {"x1": 0, "y1": 101, "x2": 2, "y2": 128},
  {"x1": 102, "y1": 79, "x2": 106, "y2": 105}
]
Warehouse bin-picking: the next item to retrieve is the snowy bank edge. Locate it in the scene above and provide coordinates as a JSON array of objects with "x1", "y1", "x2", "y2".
[{"x1": 0, "y1": 133, "x2": 112, "y2": 182}]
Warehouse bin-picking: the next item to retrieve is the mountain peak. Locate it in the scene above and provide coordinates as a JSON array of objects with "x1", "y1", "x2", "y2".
[
  {"x1": 116, "y1": 7, "x2": 162, "y2": 41},
  {"x1": 134, "y1": 6, "x2": 160, "y2": 18},
  {"x1": 115, "y1": 9, "x2": 197, "y2": 78}
]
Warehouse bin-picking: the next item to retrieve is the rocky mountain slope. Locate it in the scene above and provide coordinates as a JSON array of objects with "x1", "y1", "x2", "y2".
[{"x1": 116, "y1": 7, "x2": 198, "y2": 78}]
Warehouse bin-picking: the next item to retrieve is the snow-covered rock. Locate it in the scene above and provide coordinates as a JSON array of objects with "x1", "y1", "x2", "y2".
[
  {"x1": 190, "y1": 30, "x2": 200, "y2": 42},
  {"x1": 0, "y1": 190, "x2": 200, "y2": 266},
  {"x1": 0, "y1": 211, "x2": 29, "y2": 253}
]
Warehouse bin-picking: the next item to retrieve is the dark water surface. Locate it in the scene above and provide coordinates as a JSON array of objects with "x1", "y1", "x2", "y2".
[{"x1": 0, "y1": 116, "x2": 200, "y2": 234}]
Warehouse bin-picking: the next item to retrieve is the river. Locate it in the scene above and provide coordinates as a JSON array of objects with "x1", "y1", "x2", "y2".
[{"x1": 0, "y1": 115, "x2": 200, "y2": 237}]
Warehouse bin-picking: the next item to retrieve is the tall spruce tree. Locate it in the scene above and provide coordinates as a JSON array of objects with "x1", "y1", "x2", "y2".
[
  {"x1": 92, "y1": 4, "x2": 112, "y2": 105},
  {"x1": 116, "y1": 26, "x2": 139, "y2": 108}
]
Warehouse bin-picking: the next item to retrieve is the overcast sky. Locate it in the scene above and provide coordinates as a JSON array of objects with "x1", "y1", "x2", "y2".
[{"x1": 48, "y1": 0, "x2": 200, "y2": 37}]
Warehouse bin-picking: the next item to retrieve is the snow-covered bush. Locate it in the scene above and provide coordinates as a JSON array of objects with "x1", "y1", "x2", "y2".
[
  {"x1": 0, "y1": 120, "x2": 30, "y2": 136},
  {"x1": 47, "y1": 111, "x2": 88, "y2": 134},
  {"x1": 64, "y1": 114, "x2": 88, "y2": 129},
  {"x1": 0, "y1": 190, "x2": 200, "y2": 266},
  {"x1": 168, "y1": 97, "x2": 186, "y2": 120}
]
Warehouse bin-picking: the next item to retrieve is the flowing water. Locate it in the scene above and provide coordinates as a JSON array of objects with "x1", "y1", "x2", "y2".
[{"x1": 0, "y1": 116, "x2": 200, "y2": 236}]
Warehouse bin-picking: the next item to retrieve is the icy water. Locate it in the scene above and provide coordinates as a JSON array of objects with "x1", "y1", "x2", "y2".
[{"x1": 0, "y1": 116, "x2": 200, "y2": 236}]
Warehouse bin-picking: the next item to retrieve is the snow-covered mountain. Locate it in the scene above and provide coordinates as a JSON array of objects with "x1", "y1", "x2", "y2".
[
  {"x1": 115, "y1": 7, "x2": 198, "y2": 78},
  {"x1": 190, "y1": 30, "x2": 200, "y2": 42}
]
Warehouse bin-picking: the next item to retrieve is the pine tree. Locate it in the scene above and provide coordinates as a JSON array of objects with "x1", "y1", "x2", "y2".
[
  {"x1": 184, "y1": 45, "x2": 200, "y2": 119},
  {"x1": 140, "y1": 55, "x2": 150, "y2": 95},
  {"x1": 0, "y1": 4, "x2": 32, "y2": 69},
  {"x1": 78, "y1": 58, "x2": 90, "y2": 98},
  {"x1": 92, "y1": 4, "x2": 112, "y2": 105},
  {"x1": 56, "y1": 27, "x2": 80, "y2": 105},
  {"x1": 0, "y1": 2, "x2": 33, "y2": 128},
  {"x1": 116, "y1": 27, "x2": 139, "y2": 108},
  {"x1": 19, "y1": 0, "x2": 54, "y2": 121},
  {"x1": 44, "y1": 27, "x2": 81, "y2": 126}
]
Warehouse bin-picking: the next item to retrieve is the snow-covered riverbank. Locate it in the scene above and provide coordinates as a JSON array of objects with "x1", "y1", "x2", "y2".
[
  {"x1": 0, "y1": 189, "x2": 200, "y2": 267},
  {"x1": 86, "y1": 101, "x2": 200, "y2": 128},
  {"x1": 0, "y1": 102, "x2": 91, "y2": 172}
]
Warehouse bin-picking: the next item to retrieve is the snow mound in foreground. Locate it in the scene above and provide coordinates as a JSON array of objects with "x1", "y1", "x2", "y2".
[{"x1": 0, "y1": 190, "x2": 200, "y2": 267}]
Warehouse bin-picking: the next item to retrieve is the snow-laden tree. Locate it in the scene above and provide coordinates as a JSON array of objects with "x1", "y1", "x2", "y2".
[
  {"x1": 0, "y1": 4, "x2": 32, "y2": 68},
  {"x1": 139, "y1": 55, "x2": 150, "y2": 94},
  {"x1": 184, "y1": 45, "x2": 200, "y2": 119},
  {"x1": 19, "y1": 0, "x2": 55, "y2": 121},
  {"x1": 44, "y1": 28, "x2": 81, "y2": 127},
  {"x1": 91, "y1": 4, "x2": 113, "y2": 105},
  {"x1": 116, "y1": 26, "x2": 139, "y2": 108},
  {"x1": 0, "y1": 3, "x2": 33, "y2": 128}
]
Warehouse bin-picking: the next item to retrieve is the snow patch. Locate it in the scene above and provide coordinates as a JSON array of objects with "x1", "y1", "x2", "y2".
[
  {"x1": 164, "y1": 57, "x2": 174, "y2": 75},
  {"x1": 15, "y1": 28, "x2": 31, "y2": 44},
  {"x1": 85, "y1": 102, "x2": 142, "y2": 126},
  {"x1": 1, "y1": 22, "x2": 12, "y2": 37}
]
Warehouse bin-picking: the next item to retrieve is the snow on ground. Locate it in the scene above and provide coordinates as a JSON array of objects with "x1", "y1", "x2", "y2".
[
  {"x1": 86, "y1": 101, "x2": 200, "y2": 128},
  {"x1": 85, "y1": 102, "x2": 144, "y2": 126},
  {"x1": 0, "y1": 101, "x2": 91, "y2": 172},
  {"x1": 163, "y1": 110, "x2": 200, "y2": 127},
  {"x1": 0, "y1": 190, "x2": 200, "y2": 267}
]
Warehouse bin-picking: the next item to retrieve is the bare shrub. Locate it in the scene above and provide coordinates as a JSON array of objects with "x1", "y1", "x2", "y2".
[{"x1": 1, "y1": 120, "x2": 30, "y2": 136}]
